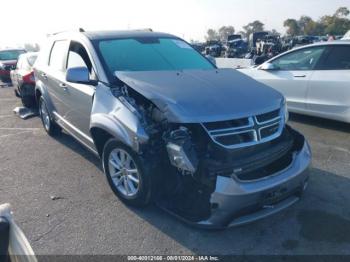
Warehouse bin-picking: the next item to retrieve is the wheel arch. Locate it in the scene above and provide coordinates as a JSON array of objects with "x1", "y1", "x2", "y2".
[{"x1": 90, "y1": 115, "x2": 136, "y2": 157}]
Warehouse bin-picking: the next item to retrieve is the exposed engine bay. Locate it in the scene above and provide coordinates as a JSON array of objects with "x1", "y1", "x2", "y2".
[{"x1": 110, "y1": 82, "x2": 307, "y2": 224}]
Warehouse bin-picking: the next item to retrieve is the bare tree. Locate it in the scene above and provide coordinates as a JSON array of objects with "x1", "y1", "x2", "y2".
[
  {"x1": 205, "y1": 29, "x2": 219, "y2": 41},
  {"x1": 218, "y1": 26, "x2": 235, "y2": 42}
]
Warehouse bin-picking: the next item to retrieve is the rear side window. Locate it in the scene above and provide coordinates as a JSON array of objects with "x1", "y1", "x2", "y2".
[
  {"x1": 49, "y1": 40, "x2": 68, "y2": 71},
  {"x1": 316, "y1": 46, "x2": 350, "y2": 70}
]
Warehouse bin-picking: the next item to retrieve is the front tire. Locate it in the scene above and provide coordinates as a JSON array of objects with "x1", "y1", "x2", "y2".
[
  {"x1": 102, "y1": 139, "x2": 152, "y2": 206},
  {"x1": 39, "y1": 96, "x2": 61, "y2": 136}
]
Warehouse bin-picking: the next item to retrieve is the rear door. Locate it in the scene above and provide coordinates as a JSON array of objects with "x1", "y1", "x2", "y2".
[
  {"x1": 307, "y1": 45, "x2": 350, "y2": 119},
  {"x1": 46, "y1": 40, "x2": 69, "y2": 116},
  {"x1": 252, "y1": 46, "x2": 326, "y2": 112}
]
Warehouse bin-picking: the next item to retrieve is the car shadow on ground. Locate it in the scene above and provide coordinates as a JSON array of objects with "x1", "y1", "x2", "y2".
[
  {"x1": 127, "y1": 167, "x2": 350, "y2": 254},
  {"x1": 289, "y1": 113, "x2": 350, "y2": 132},
  {"x1": 51, "y1": 130, "x2": 102, "y2": 171}
]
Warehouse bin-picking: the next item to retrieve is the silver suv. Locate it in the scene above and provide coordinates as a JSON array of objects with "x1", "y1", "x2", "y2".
[{"x1": 34, "y1": 30, "x2": 311, "y2": 229}]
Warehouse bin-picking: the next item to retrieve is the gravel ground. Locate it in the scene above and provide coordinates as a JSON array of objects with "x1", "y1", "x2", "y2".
[{"x1": 1, "y1": 85, "x2": 350, "y2": 255}]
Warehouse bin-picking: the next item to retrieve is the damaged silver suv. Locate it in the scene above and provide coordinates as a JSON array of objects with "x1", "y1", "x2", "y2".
[{"x1": 34, "y1": 30, "x2": 311, "y2": 229}]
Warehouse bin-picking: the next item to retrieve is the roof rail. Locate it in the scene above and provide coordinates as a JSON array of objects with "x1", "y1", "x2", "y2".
[
  {"x1": 50, "y1": 28, "x2": 85, "y2": 36},
  {"x1": 134, "y1": 28, "x2": 153, "y2": 32}
]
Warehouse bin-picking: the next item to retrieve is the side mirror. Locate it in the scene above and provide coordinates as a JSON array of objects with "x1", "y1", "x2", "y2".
[
  {"x1": 66, "y1": 67, "x2": 97, "y2": 85},
  {"x1": 260, "y1": 62, "x2": 279, "y2": 71}
]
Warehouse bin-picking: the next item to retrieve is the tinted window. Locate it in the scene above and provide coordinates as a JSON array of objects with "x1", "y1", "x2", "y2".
[
  {"x1": 49, "y1": 40, "x2": 68, "y2": 71},
  {"x1": 0, "y1": 50, "x2": 26, "y2": 60},
  {"x1": 96, "y1": 38, "x2": 214, "y2": 74},
  {"x1": 271, "y1": 46, "x2": 325, "y2": 70},
  {"x1": 317, "y1": 46, "x2": 350, "y2": 70}
]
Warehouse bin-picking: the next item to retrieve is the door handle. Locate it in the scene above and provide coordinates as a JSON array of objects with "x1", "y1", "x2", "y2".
[
  {"x1": 293, "y1": 75, "x2": 306, "y2": 78},
  {"x1": 59, "y1": 83, "x2": 67, "y2": 90},
  {"x1": 41, "y1": 73, "x2": 48, "y2": 79}
]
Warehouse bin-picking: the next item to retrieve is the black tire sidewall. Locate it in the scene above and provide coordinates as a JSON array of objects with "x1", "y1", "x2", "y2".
[
  {"x1": 39, "y1": 97, "x2": 60, "y2": 136},
  {"x1": 102, "y1": 139, "x2": 151, "y2": 206}
]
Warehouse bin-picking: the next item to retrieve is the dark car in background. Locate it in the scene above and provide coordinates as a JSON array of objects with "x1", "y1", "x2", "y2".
[
  {"x1": 225, "y1": 39, "x2": 248, "y2": 58},
  {"x1": 0, "y1": 49, "x2": 26, "y2": 84},
  {"x1": 11, "y1": 52, "x2": 38, "y2": 107}
]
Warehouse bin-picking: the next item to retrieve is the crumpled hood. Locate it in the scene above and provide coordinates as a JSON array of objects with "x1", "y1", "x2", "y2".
[{"x1": 115, "y1": 69, "x2": 284, "y2": 123}]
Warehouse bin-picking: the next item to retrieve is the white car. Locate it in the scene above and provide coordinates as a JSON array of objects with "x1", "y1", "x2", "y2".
[
  {"x1": 239, "y1": 41, "x2": 350, "y2": 123},
  {"x1": 342, "y1": 30, "x2": 350, "y2": 40}
]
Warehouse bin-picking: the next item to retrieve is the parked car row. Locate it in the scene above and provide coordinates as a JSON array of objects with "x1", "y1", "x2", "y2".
[
  {"x1": 11, "y1": 52, "x2": 38, "y2": 107},
  {"x1": 196, "y1": 32, "x2": 347, "y2": 65}
]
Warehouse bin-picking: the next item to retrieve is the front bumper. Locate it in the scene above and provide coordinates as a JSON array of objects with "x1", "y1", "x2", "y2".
[{"x1": 194, "y1": 139, "x2": 311, "y2": 229}]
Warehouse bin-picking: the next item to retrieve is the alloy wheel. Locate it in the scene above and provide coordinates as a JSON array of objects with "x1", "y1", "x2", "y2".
[{"x1": 108, "y1": 148, "x2": 140, "y2": 197}]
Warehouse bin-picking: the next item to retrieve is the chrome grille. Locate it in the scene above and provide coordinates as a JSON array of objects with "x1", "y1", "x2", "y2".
[{"x1": 202, "y1": 108, "x2": 284, "y2": 149}]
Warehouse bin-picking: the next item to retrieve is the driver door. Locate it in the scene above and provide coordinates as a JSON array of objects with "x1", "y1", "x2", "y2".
[{"x1": 252, "y1": 46, "x2": 326, "y2": 112}]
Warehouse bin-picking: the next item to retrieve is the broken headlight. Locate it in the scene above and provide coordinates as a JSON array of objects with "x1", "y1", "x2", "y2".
[{"x1": 165, "y1": 127, "x2": 198, "y2": 174}]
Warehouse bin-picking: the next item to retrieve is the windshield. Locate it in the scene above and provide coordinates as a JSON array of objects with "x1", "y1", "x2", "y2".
[
  {"x1": 0, "y1": 50, "x2": 26, "y2": 60},
  {"x1": 95, "y1": 37, "x2": 214, "y2": 75}
]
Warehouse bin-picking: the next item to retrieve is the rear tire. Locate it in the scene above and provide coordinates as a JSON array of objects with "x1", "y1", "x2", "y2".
[
  {"x1": 102, "y1": 139, "x2": 152, "y2": 207},
  {"x1": 39, "y1": 96, "x2": 61, "y2": 136}
]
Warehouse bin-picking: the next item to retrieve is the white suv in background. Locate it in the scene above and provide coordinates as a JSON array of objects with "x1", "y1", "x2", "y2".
[{"x1": 240, "y1": 41, "x2": 350, "y2": 123}]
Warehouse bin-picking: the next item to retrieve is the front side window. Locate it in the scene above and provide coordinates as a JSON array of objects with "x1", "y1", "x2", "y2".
[
  {"x1": 271, "y1": 46, "x2": 326, "y2": 70},
  {"x1": 94, "y1": 37, "x2": 214, "y2": 78},
  {"x1": 316, "y1": 46, "x2": 350, "y2": 70},
  {"x1": 49, "y1": 40, "x2": 68, "y2": 71}
]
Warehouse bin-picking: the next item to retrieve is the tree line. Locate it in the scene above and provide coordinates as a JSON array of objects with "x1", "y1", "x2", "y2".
[{"x1": 205, "y1": 7, "x2": 350, "y2": 41}]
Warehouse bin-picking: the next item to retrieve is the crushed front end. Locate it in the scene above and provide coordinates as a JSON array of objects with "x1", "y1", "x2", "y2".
[{"x1": 154, "y1": 107, "x2": 311, "y2": 229}]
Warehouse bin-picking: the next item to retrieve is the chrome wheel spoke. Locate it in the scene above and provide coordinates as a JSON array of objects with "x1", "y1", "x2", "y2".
[
  {"x1": 109, "y1": 158, "x2": 122, "y2": 170},
  {"x1": 108, "y1": 148, "x2": 140, "y2": 197},
  {"x1": 111, "y1": 170, "x2": 122, "y2": 179},
  {"x1": 123, "y1": 176, "x2": 130, "y2": 194},
  {"x1": 127, "y1": 174, "x2": 139, "y2": 184},
  {"x1": 127, "y1": 177, "x2": 136, "y2": 192},
  {"x1": 115, "y1": 176, "x2": 124, "y2": 187}
]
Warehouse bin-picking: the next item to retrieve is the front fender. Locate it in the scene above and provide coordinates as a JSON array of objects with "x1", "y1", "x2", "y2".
[{"x1": 90, "y1": 84, "x2": 149, "y2": 153}]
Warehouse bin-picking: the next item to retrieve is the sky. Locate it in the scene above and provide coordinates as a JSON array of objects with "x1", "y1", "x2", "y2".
[{"x1": 1, "y1": 0, "x2": 349, "y2": 48}]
